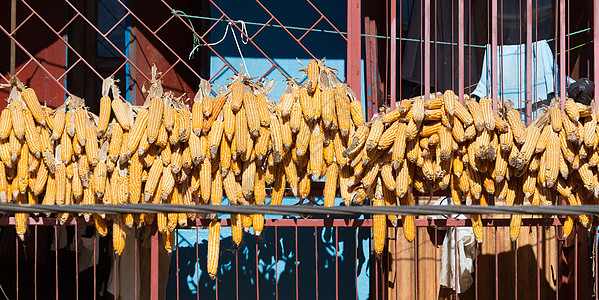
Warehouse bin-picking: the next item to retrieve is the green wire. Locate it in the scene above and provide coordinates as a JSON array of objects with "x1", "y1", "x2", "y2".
[{"x1": 172, "y1": 9, "x2": 591, "y2": 50}]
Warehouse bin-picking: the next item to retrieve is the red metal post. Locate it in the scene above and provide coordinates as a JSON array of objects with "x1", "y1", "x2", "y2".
[
  {"x1": 526, "y1": 0, "x2": 533, "y2": 125},
  {"x1": 150, "y1": 224, "x2": 159, "y2": 300},
  {"x1": 347, "y1": 0, "x2": 361, "y2": 101},
  {"x1": 458, "y1": 0, "x2": 464, "y2": 103},
  {"x1": 559, "y1": 0, "x2": 566, "y2": 106},
  {"x1": 424, "y1": 0, "x2": 430, "y2": 100},
  {"x1": 491, "y1": 0, "x2": 498, "y2": 113},
  {"x1": 390, "y1": 0, "x2": 397, "y2": 109},
  {"x1": 595, "y1": 0, "x2": 599, "y2": 113}
]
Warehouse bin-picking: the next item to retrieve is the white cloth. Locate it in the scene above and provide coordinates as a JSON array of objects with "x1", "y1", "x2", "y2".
[
  {"x1": 472, "y1": 40, "x2": 574, "y2": 114},
  {"x1": 433, "y1": 197, "x2": 477, "y2": 293},
  {"x1": 439, "y1": 226, "x2": 477, "y2": 293}
]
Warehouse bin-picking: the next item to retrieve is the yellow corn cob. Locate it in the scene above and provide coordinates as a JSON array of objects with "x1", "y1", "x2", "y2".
[
  {"x1": 10, "y1": 100, "x2": 25, "y2": 140},
  {"x1": 234, "y1": 107, "x2": 248, "y2": 156},
  {"x1": 243, "y1": 92, "x2": 261, "y2": 137},
  {"x1": 51, "y1": 108, "x2": 65, "y2": 141},
  {"x1": 21, "y1": 88, "x2": 45, "y2": 125},
  {"x1": 549, "y1": 106, "x2": 562, "y2": 132},
  {"x1": 112, "y1": 215, "x2": 126, "y2": 255},
  {"x1": 321, "y1": 86, "x2": 336, "y2": 128},
  {"x1": 73, "y1": 108, "x2": 88, "y2": 147},
  {"x1": 412, "y1": 97, "x2": 425, "y2": 124},
  {"x1": 454, "y1": 98, "x2": 473, "y2": 126},
  {"x1": 372, "y1": 197, "x2": 386, "y2": 254},
  {"x1": 125, "y1": 109, "x2": 148, "y2": 157},
  {"x1": 425, "y1": 97, "x2": 442, "y2": 110},
  {"x1": 230, "y1": 81, "x2": 244, "y2": 112},
  {"x1": 441, "y1": 90, "x2": 455, "y2": 116},
  {"x1": 199, "y1": 158, "x2": 212, "y2": 203},
  {"x1": 349, "y1": 100, "x2": 365, "y2": 126},
  {"x1": 93, "y1": 96, "x2": 110, "y2": 138},
  {"x1": 0, "y1": 109, "x2": 11, "y2": 140},
  {"x1": 467, "y1": 100, "x2": 485, "y2": 132},
  {"x1": 255, "y1": 93, "x2": 271, "y2": 127},
  {"x1": 562, "y1": 216, "x2": 574, "y2": 239},
  {"x1": 479, "y1": 96, "x2": 495, "y2": 131},
  {"x1": 298, "y1": 88, "x2": 314, "y2": 122},
  {"x1": 506, "y1": 109, "x2": 526, "y2": 144},
  {"x1": 306, "y1": 59, "x2": 319, "y2": 93},
  {"x1": 144, "y1": 159, "x2": 163, "y2": 202},
  {"x1": 564, "y1": 99, "x2": 579, "y2": 122},
  {"x1": 207, "y1": 220, "x2": 221, "y2": 279},
  {"x1": 229, "y1": 213, "x2": 243, "y2": 246},
  {"x1": 583, "y1": 117, "x2": 597, "y2": 148},
  {"x1": 223, "y1": 171, "x2": 244, "y2": 204},
  {"x1": 290, "y1": 101, "x2": 302, "y2": 134},
  {"x1": 22, "y1": 110, "x2": 41, "y2": 158},
  {"x1": 208, "y1": 119, "x2": 224, "y2": 159},
  {"x1": 335, "y1": 86, "x2": 352, "y2": 137}
]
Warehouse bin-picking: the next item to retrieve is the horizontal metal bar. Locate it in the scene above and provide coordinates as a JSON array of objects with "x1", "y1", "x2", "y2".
[
  {"x1": 0, "y1": 203, "x2": 597, "y2": 216},
  {"x1": 0, "y1": 216, "x2": 568, "y2": 228}
]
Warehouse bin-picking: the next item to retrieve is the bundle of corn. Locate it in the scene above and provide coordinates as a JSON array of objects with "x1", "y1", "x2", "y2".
[
  {"x1": 4, "y1": 59, "x2": 598, "y2": 274},
  {"x1": 357, "y1": 91, "x2": 596, "y2": 254}
]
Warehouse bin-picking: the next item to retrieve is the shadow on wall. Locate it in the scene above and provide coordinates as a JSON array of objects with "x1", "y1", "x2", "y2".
[{"x1": 167, "y1": 221, "x2": 372, "y2": 300}]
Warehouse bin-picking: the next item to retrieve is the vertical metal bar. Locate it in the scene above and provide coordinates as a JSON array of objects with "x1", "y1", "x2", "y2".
[
  {"x1": 375, "y1": 249, "x2": 378, "y2": 300},
  {"x1": 399, "y1": 0, "x2": 402, "y2": 102},
  {"x1": 593, "y1": 223, "x2": 599, "y2": 300},
  {"x1": 94, "y1": 230, "x2": 97, "y2": 300},
  {"x1": 559, "y1": 0, "x2": 566, "y2": 105},
  {"x1": 434, "y1": 225, "x2": 438, "y2": 298},
  {"x1": 114, "y1": 239, "x2": 117, "y2": 300},
  {"x1": 335, "y1": 226, "x2": 339, "y2": 300},
  {"x1": 395, "y1": 228, "x2": 398, "y2": 300},
  {"x1": 455, "y1": 225, "x2": 458, "y2": 299},
  {"x1": 515, "y1": 239, "x2": 518, "y2": 299},
  {"x1": 355, "y1": 229, "x2": 358, "y2": 300},
  {"x1": 75, "y1": 225, "x2": 79, "y2": 300},
  {"x1": 556, "y1": 224, "x2": 560, "y2": 299},
  {"x1": 150, "y1": 225, "x2": 159, "y2": 300},
  {"x1": 314, "y1": 227, "x2": 318, "y2": 300},
  {"x1": 196, "y1": 227, "x2": 199, "y2": 300},
  {"x1": 16, "y1": 229, "x2": 18, "y2": 300},
  {"x1": 475, "y1": 242, "x2": 478, "y2": 300},
  {"x1": 458, "y1": 0, "x2": 465, "y2": 102},
  {"x1": 537, "y1": 225, "x2": 541, "y2": 300},
  {"x1": 595, "y1": 0, "x2": 599, "y2": 113},
  {"x1": 491, "y1": 0, "x2": 498, "y2": 113},
  {"x1": 296, "y1": 226, "x2": 299, "y2": 300},
  {"x1": 134, "y1": 229, "x2": 138, "y2": 300},
  {"x1": 390, "y1": 0, "x2": 397, "y2": 109},
  {"x1": 347, "y1": 0, "x2": 361, "y2": 98},
  {"x1": 34, "y1": 225, "x2": 37, "y2": 300},
  {"x1": 276, "y1": 227, "x2": 279, "y2": 300},
  {"x1": 10, "y1": 0, "x2": 16, "y2": 74},
  {"x1": 424, "y1": 0, "x2": 430, "y2": 100},
  {"x1": 575, "y1": 226, "x2": 578, "y2": 300},
  {"x1": 176, "y1": 229, "x2": 180, "y2": 300},
  {"x1": 55, "y1": 225, "x2": 58, "y2": 300},
  {"x1": 495, "y1": 226, "x2": 499, "y2": 300},
  {"x1": 235, "y1": 247, "x2": 239, "y2": 300},
  {"x1": 415, "y1": 226, "x2": 419, "y2": 299},
  {"x1": 526, "y1": 0, "x2": 533, "y2": 124},
  {"x1": 255, "y1": 235, "x2": 259, "y2": 300}
]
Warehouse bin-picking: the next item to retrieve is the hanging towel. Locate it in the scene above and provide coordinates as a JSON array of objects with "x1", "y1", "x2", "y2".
[
  {"x1": 471, "y1": 40, "x2": 574, "y2": 113},
  {"x1": 432, "y1": 197, "x2": 477, "y2": 294}
]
